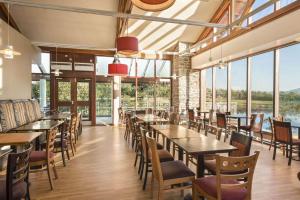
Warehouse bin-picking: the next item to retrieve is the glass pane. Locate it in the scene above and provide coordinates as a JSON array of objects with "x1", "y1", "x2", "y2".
[
  {"x1": 251, "y1": 51, "x2": 274, "y2": 129},
  {"x1": 58, "y1": 106, "x2": 71, "y2": 113},
  {"x1": 77, "y1": 106, "x2": 89, "y2": 120},
  {"x1": 77, "y1": 82, "x2": 89, "y2": 101},
  {"x1": 119, "y1": 58, "x2": 134, "y2": 77},
  {"x1": 279, "y1": 43, "x2": 300, "y2": 124},
  {"x1": 96, "y1": 83, "x2": 112, "y2": 121},
  {"x1": 96, "y1": 56, "x2": 114, "y2": 75},
  {"x1": 32, "y1": 81, "x2": 40, "y2": 100},
  {"x1": 58, "y1": 81, "x2": 71, "y2": 101},
  {"x1": 156, "y1": 80, "x2": 171, "y2": 110},
  {"x1": 250, "y1": 0, "x2": 274, "y2": 23},
  {"x1": 215, "y1": 67, "x2": 227, "y2": 112},
  {"x1": 41, "y1": 53, "x2": 50, "y2": 74},
  {"x1": 137, "y1": 82, "x2": 155, "y2": 110},
  {"x1": 279, "y1": 0, "x2": 295, "y2": 9},
  {"x1": 121, "y1": 82, "x2": 136, "y2": 110},
  {"x1": 156, "y1": 60, "x2": 171, "y2": 77},
  {"x1": 231, "y1": 59, "x2": 247, "y2": 115},
  {"x1": 136, "y1": 59, "x2": 154, "y2": 77},
  {"x1": 204, "y1": 68, "x2": 213, "y2": 111},
  {"x1": 32, "y1": 64, "x2": 41, "y2": 73}
]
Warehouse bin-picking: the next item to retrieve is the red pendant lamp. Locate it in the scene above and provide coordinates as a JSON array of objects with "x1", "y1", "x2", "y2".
[
  {"x1": 131, "y1": 0, "x2": 175, "y2": 11},
  {"x1": 117, "y1": 36, "x2": 139, "y2": 56},
  {"x1": 108, "y1": 55, "x2": 128, "y2": 76}
]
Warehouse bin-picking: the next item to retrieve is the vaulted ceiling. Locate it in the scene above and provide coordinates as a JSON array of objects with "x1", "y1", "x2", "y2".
[{"x1": 8, "y1": 0, "x2": 223, "y2": 52}]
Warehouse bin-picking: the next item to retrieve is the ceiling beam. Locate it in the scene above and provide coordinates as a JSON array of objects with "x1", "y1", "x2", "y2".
[
  {"x1": 195, "y1": 0, "x2": 231, "y2": 43},
  {"x1": 0, "y1": 0, "x2": 226, "y2": 28},
  {"x1": 236, "y1": 0, "x2": 255, "y2": 26},
  {"x1": 116, "y1": 0, "x2": 133, "y2": 38},
  {"x1": 0, "y1": 3, "x2": 20, "y2": 32}
]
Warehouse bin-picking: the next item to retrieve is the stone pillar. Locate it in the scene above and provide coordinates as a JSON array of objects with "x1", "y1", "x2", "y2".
[
  {"x1": 39, "y1": 79, "x2": 47, "y2": 108},
  {"x1": 112, "y1": 76, "x2": 121, "y2": 126}
]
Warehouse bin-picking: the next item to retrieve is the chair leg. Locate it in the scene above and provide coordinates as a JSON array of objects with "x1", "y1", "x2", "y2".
[
  {"x1": 143, "y1": 162, "x2": 149, "y2": 190},
  {"x1": 61, "y1": 147, "x2": 66, "y2": 167},
  {"x1": 47, "y1": 162, "x2": 54, "y2": 190},
  {"x1": 273, "y1": 143, "x2": 277, "y2": 160},
  {"x1": 269, "y1": 135, "x2": 273, "y2": 151},
  {"x1": 288, "y1": 145, "x2": 293, "y2": 166},
  {"x1": 192, "y1": 185, "x2": 196, "y2": 200},
  {"x1": 151, "y1": 172, "x2": 154, "y2": 196},
  {"x1": 158, "y1": 186, "x2": 163, "y2": 200},
  {"x1": 52, "y1": 160, "x2": 58, "y2": 179},
  {"x1": 138, "y1": 154, "x2": 143, "y2": 174},
  {"x1": 286, "y1": 145, "x2": 289, "y2": 158},
  {"x1": 134, "y1": 153, "x2": 138, "y2": 167},
  {"x1": 66, "y1": 146, "x2": 70, "y2": 160},
  {"x1": 140, "y1": 158, "x2": 144, "y2": 180}
]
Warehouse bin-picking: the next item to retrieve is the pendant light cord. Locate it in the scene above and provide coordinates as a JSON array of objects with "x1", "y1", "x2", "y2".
[{"x1": 7, "y1": 3, "x2": 10, "y2": 46}]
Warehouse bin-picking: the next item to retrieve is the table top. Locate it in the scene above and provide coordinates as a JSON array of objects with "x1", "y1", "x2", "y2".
[
  {"x1": 13, "y1": 120, "x2": 63, "y2": 132},
  {"x1": 42, "y1": 113, "x2": 71, "y2": 120},
  {"x1": 172, "y1": 136, "x2": 237, "y2": 155},
  {"x1": 0, "y1": 132, "x2": 44, "y2": 146},
  {"x1": 151, "y1": 125, "x2": 201, "y2": 139},
  {"x1": 136, "y1": 114, "x2": 168, "y2": 123},
  {"x1": 226, "y1": 115, "x2": 248, "y2": 119}
]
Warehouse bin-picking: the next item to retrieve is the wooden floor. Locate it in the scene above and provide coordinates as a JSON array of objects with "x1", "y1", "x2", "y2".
[{"x1": 30, "y1": 126, "x2": 300, "y2": 200}]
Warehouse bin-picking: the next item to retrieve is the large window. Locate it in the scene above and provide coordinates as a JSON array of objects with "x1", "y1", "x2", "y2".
[
  {"x1": 215, "y1": 67, "x2": 227, "y2": 112},
  {"x1": 156, "y1": 80, "x2": 171, "y2": 110},
  {"x1": 251, "y1": 52, "x2": 274, "y2": 128},
  {"x1": 137, "y1": 82, "x2": 155, "y2": 109},
  {"x1": 204, "y1": 68, "x2": 213, "y2": 111},
  {"x1": 231, "y1": 59, "x2": 247, "y2": 115},
  {"x1": 250, "y1": 0, "x2": 274, "y2": 23},
  {"x1": 279, "y1": 44, "x2": 300, "y2": 124}
]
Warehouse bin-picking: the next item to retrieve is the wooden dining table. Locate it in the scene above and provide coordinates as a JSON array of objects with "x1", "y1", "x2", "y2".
[
  {"x1": 151, "y1": 124, "x2": 237, "y2": 178},
  {"x1": 12, "y1": 120, "x2": 63, "y2": 132},
  {"x1": 41, "y1": 113, "x2": 72, "y2": 121},
  {"x1": 0, "y1": 132, "x2": 44, "y2": 152}
]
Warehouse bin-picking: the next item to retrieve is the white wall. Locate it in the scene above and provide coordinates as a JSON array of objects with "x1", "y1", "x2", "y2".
[{"x1": 0, "y1": 19, "x2": 40, "y2": 99}]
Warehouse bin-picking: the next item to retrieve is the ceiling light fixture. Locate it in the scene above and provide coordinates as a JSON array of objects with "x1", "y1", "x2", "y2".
[
  {"x1": 108, "y1": 54, "x2": 128, "y2": 76},
  {"x1": 131, "y1": 0, "x2": 175, "y2": 12},
  {"x1": 51, "y1": 46, "x2": 63, "y2": 77},
  {"x1": 117, "y1": 18, "x2": 139, "y2": 55},
  {"x1": 0, "y1": 3, "x2": 21, "y2": 59},
  {"x1": 218, "y1": 44, "x2": 227, "y2": 69}
]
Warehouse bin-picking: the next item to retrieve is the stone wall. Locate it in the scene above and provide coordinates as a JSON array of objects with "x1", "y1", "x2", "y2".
[{"x1": 172, "y1": 42, "x2": 200, "y2": 112}]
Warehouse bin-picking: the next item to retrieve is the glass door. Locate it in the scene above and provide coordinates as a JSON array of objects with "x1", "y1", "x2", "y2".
[
  {"x1": 55, "y1": 78, "x2": 92, "y2": 121},
  {"x1": 96, "y1": 82, "x2": 112, "y2": 125},
  {"x1": 56, "y1": 78, "x2": 74, "y2": 113},
  {"x1": 76, "y1": 79, "x2": 92, "y2": 121}
]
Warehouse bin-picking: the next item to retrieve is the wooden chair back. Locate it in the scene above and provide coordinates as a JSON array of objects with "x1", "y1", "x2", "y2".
[
  {"x1": 47, "y1": 128, "x2": 58, "y2": 160},
  {"x1": 188, "y1": 121, "x2": 200, "y2": 132},
  {"x1": 216, "y1": 113, "x2": 227, "y2": 129},
  {"x1": 69, "y1": 115, "x2": 77, "y2": 140},
  {"x1": 140, "y1": 127, "x2": 149, "y2": 159},
  {"x1": 169, "y1": 112, "x2": 180, "y2": 125},
  {"x1": 188, "y1": 109, "x2": 195, "y2": 121},
  {"x1": 146, "y1": 136, "x2": 163, "y2": 184},
  {"x1": 273, "y1": 120, "x2": 292, "y2": 144},
  {"x1": 6, "y1": 145, "x2": 32, "y2": 200},
  {"x1": 215, "y1": 151, "x2": 260, "y2": 200},
  {"x1": 251, "y1": 113, "x2": 264, "y2": 133},
  {"x1": 205, "y1": 125, "x2": 222, "y2": 140},
  {"x1": 229, "y1": 132, "x2": 252, "y2": 157}
]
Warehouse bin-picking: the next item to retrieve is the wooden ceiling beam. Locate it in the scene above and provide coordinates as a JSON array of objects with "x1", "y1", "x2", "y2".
[
  {"x1": 237, "y1": 0, "x2": 255, "y2": 26},
  {"x1": 0, "y1": 3, "x2": 21, "y2": 33},
  {"x1": 116, "y1": 0, "x2": 133, "y2": 38},
  {"x1": 195, "y1": 0, "x2": 231, "y2": 43}
]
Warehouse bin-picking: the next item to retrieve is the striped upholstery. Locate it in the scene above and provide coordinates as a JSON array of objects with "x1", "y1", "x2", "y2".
[
  {"x1": 0, "y1": 102, "x2": 17, "y2": 132},
  {"x1": 31, "y1": 100, "x2": 42, "y2": 120},
  {"x1": 24, "y1": 101, "x2": 36, "y2": 122},
  {"x1": 12, "y1": 101, "x2": 28, "y2": 126}
]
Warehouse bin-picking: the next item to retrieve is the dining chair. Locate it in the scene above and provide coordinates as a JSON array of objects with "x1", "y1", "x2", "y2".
[
  {"x1": 272, "y1": 120, "x2": 300, "y2": 166},
  {"x1": 68, "y1": 114, "x2": 77, "y2": 156},
  {"x1": 29, "y1": 128, "x2": 58, "y2": 190},
  {"x1": 169, "y1": 112, "x2": 180, "y2": 125},
  {"x1": 204, "y1": 124, "x2": 222, "y2": 141},
  {"x1": 188, "y1": 121, "x2": 201, "y2": 133},
  {"x1": 193, "y1": 151, "x2": 260, "y2": 200},
  {"x1": 146, "y1": 136, "x2": 195, "y2": 200},
  {"x1": 240, "y1": 114, "x2": 264, "y2": 138},
  {"x1": 216, "y1": 113, "x2": 230, "y2": 142},
  {"x1": 204, "y1": 131, "x2": 253, "y2": 175},
  {"x1": 0, "y1": 145, "x2": 32, "y2": 200},
  {"x1": 188, "y1": 109, "x2": 195, "y2": 122},
  {"x1": 140, "y1": 128, "x2": 174, "y2": 190},
  {"x1": 124, "y1": 113, "x2": 131, "y2": 142},
  {"x1": 75, "y1": 113, "x2": 82, "y2": 142},
  {"x1": 266, "y1": 116, "x2": 284, "y2": 151}
]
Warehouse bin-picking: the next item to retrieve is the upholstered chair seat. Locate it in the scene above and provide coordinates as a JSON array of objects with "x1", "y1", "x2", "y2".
[
  {"x1": 161, "y1": 160, "x2": 195, "y2": 180},
  {"x1": 0, "y1": 177, "x2": 27, "y2": 200},
  {"x1": 194, "y1": 176, "x2": 247, "y2": 200},
  {"x1": 29, "y1": 151, "x2": 55, "y2": 162}
]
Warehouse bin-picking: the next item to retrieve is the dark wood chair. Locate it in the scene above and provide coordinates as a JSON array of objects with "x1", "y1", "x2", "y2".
[
  {"x1": 204, "y1": 131, "x2": 253, "y2": 175},
  {"x1": 0, "y1": 146, "x2": 32, "y2": 200},
  {"x1": 188, "y1": 121, "x2": 201, "y2": 133},
  {"x1": 147, "y1": 136, "x2": 195, "y2": 200},
  {"x1": 272, "y1": 120, "x2": 300, "y2": 166},
  {"x1": 29, "y1": 128, "x2": 58, "y2": 190},
  {"x1": 193, "y1": 151, "x2": 260, "y2": 200},
  {"x1": 240, "y1": 114, "x2": 264, "y2": 139},
  {"x1": 188, "y1": 109, "x2": 195, "y2": 122},
  {"x1": 124, "y1": 113, "x2": 131, "y2": 142},
  {"x1": 140, "y1": 128, "x2": 174, "y2": 190},
  {"x1": 204, "y1": 124, "x2": 222, "y2": 141},
  {"x1": 216, "y1": 113, "x2": 230, "y2": 142}
]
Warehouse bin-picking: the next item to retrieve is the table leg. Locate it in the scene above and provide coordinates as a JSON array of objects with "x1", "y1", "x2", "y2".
[
  {"x1": 166, "y1": 139, "x2": 171, "y2": 152},
  {"x1": 178, "y1": 147, "x2": 183, "y2": 161},
  {"x1": 238, "y1": 118, "x2": 241, "y2": 132},
  {"x1": 197, "y1": 154, "x2": 205, "y2": 178}
]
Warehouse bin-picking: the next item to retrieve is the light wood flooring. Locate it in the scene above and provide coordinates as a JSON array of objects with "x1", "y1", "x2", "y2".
[{"x1": 30, "y1": 126, "x2": 300, "y2": 200}]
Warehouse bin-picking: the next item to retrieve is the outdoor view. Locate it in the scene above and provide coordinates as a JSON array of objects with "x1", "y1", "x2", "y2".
[
  {"x1": 205, "y1": 68, "x2": 213, "y2": 111},
  {"x1": 215, "y1": 67, "x2": 227, "y2": 112}
]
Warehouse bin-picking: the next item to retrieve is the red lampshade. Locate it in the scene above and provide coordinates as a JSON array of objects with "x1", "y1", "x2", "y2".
[
  {"x1": 108, "y1": 63, "x2": 128, "y2": 76},
  {"x1": 131, "y1": 0, "x2": 175, "y2": 11},
  {"x1": 117, "y1": 36, "x2": 139, "y2": 55}
]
